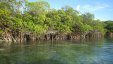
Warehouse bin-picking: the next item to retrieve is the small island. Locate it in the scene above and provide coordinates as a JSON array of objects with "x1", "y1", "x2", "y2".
[{"x1": 0, "y1": 0, "x2": 113, "y2": 42}]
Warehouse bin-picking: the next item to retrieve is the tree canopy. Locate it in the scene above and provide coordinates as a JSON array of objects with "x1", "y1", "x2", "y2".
[
  {"x1": 104, "y1": 21, "x2": 113, "y2": 32},
  {"x1": 0, "y1": 0, "x2": 110, "y2": 35}
]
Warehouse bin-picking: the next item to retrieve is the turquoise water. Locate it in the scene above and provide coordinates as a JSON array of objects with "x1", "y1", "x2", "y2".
[{"x1": 0, "y1": 38, "x2": 113, "y2": 64}]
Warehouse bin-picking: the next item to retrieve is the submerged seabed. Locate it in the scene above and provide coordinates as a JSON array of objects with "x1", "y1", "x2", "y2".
[{"x1": 0, "y1": 38, "x2": 113, "y2": 64}]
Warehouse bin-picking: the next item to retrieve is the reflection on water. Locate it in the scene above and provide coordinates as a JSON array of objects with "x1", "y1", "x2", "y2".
[{"x1": 0, "y1": 38, "x2": 113, "y2": 64}]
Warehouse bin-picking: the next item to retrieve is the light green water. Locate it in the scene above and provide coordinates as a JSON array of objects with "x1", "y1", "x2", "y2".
[{"x1": 0, "y1": 38, "x2": 113, "y2": 64}]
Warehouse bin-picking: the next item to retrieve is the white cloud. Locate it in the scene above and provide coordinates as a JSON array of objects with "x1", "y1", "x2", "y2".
[
  {"x1": 76, "y1": 3, "x2": 110, "y2": 12},
  {"x1": 76, "y1": 5, "x2": 80, "y2": 11}
]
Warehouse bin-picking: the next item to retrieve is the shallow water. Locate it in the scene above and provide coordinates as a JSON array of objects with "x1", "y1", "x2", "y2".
[{"x1": 0, "y1": 38, "x2": 113, "y2": 64}]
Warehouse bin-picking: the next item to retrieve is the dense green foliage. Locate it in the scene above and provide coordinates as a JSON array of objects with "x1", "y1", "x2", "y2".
[
  {"x1": 104, "y1": 21, "x2": 113, "y2": 32},
  {"x1": 0, "y1": 0, "x2": 110, "y2": 35}
]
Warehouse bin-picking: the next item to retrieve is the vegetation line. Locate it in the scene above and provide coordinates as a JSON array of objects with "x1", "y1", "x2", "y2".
[{"x1": 0, "y1": 0, "x2": 113, "y2": 42}]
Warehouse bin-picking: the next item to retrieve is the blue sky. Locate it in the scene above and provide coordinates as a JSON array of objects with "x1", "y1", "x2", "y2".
[{"x1": 28, "y1": 0, "x2": 113, "y2": 21}]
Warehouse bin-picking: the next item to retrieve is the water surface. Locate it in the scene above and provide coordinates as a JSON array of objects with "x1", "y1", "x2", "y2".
[{"x1": 0, "y1": 38, "x2": 113, "y2": 64}]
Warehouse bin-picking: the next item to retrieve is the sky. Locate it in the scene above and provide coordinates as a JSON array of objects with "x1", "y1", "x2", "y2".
[{"x1": 28, "y1": 0, "x2": 113, "y2": 21}]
